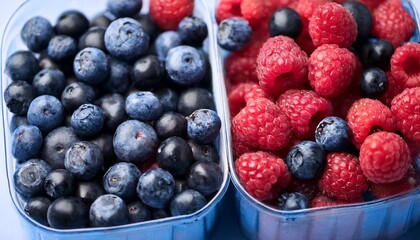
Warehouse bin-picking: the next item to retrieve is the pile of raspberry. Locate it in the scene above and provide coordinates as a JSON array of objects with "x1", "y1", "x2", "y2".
[{"x1": 218, "y1": 0, "x2": 420, "y2": 209}]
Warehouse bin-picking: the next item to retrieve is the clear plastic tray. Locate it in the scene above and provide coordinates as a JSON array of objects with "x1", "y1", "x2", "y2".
[
  {"x1": 211, "y1": 0, "x2": 420, "y2": 239},
  {"x1": 0, "y1": 0, "x2": 230, "y2": 239}
]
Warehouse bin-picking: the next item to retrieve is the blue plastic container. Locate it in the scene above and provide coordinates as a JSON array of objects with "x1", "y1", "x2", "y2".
[
  {"x1": 212, "y1": 0, "x2": 420, "y2": 239},
  {"x1": 1, "y1": 0, "x2": 230, "y2": 239}
]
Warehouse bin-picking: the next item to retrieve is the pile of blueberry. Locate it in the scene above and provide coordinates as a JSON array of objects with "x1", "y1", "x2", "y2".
[{"x1": 4, "y1": 0, "x2": 224, "y2": 229}]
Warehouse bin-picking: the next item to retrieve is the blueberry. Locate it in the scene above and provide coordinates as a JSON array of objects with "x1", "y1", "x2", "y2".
[
  {"x1": 14, "y1": 159, "x2": 51, "y2": 198},
  {"x1": 71, "y1": 103, "x2": 104, "y2": 138},
  {"x1": 286, "y1": 141, "x2": 326, "y2": 180},
  {"x1": 74, "y1": 47, "x2": 109, "y2": 85},
  {"x1": 136, "y1": 168, "x2": 175, "y2": 208},
  {"x1": 5, "y1": 50, "x2": 39, "y2": 82},
  {"x1": 21, "y1": 16, "x2": 54, "y2": 52},
  {"x1": 44, "y1": 169, "x2": 75, "y2": 199},
  {"x1": 91, "y1": 11, "x2": 116, "y2": 28},
  {"x1": 166, "y1": 45, "x2": 206, "y2": 86},
  {"x1": 187, "y1": 161, "x2": 223, "y2": 196},
  {"x1": 32, "y1": 69, "x2": 66, "y2": 98},
  {"x1": 217, "y1": 17, "x2": 252, "y2": 51},
  {"x1": 269, "y1": 8, "x2": 302, "y2": 39},
  {"x1": 177, "y1": 87, "x2": 215, "y2": 116},
  {"x1": 10, "y1": 115, "x2": 28, "y2": 133},
  {"x1": 188, "y1": 140, "x2": 219, "y2": 163},
  {"x1": 90, "y1": 131, "x2": 117, "y2": 169},
  {"x1": 357, "y1": 39, "x2": 394, "y2": 70},
  {"x1": 61, "y1": 82, "x2": 96, "y2": 112},
  {"x1": 278, "y1": 192, "x2": 309, "y2": 210},
  {"x1": 360, "y1": 67, "x2": 388, "y2": 98},
  {"x1": 177, "y1": 16, "x2": 208, "y2": 47},
  {"x1": 132, "y1": 55, "x2": 165, "y2": 89},
  {"x1": 102, "y1": 57, "x2": 132, "y2": 94},
  {"x1": 4, "y1": 80, "x2": 35, "y2": 115},
  {"x1": 414, "y1": 154, "x2": 420, "y2": 177},
  {"x1": 55, "y1": 10, "x2": 89, "y2": 39},
  {"x1": 154, "y1": 31, "x2": 182, "y2": 62},
  {"x1": 38, "y1": 53, "x2": 60, "y2": 70},
  {"x1": 95, "y1": 93, "x2": 128, "y2": 131},
  {"x1": 78, "y1": 27, "x2": 107, "y2": 52},
  {"x1": 27, "y1": 95, "x2": 64, "y2": 133},
  {"x1": 134, "y1": 14, "x2": 161, "y2": 42},
  {"x1": 170, "y1": 189, "x2": 207, "y2": 216},
  {"x1": 187, "y1": 109, "x2": 221, "y2": 144},
  {"x1": 125, "y1": 91, "x2": 163, "y2": 121},
  {"x1": 24, "y1": 197, "x2": 51, "y2": 226},
  {"x1": 89, "y1": 194, "x2": 129, "y2": 227},
  {"x1": 342, "y1": 1, "x2": 372, "y2": 43},
  {"x1": 41, "y1": 126, "x2": 80, "y2": 169},
  {"x1": 47, "y1": 196, "x2": 88, "y2": 229},
  {"x1": 75, "y1": 181, "x2": 105, "y2": 205},
  {"x1": 156, "y1": 136, "x2": 194, "y2": 176},
  {"x1": 155, "y1": 88, "x2": 179, "y2": 113},
  {"x1": 104, "y1": 18, "x2": 149, "y2": 61},
  {"x1": 113, "y1": 120, "x2": 159, "y2": 163},
  {"x1": 12, "y1": 125, "x2": 43, "y2": 161},
  {"x1": 103, "y1": 162, "x2": 141, "y2": 201},
  {"x1": 107, "y1": 0, "x2": 142, "y2": 18},
  {"x1": 151, "y1": 208, "x2": 171, "y2": 219},
  {"x1": 127, "y1": 200, "x2": 151, "y2": 223},
  {"x1": 155, "y1": 112, "x2": 187, "y2": 139},
  {"x1": 47, "y1": 35, "x2": 78, "y2": 62},
  {"x1": 174, "y1": 179, "x2": 189, "y2": 194},
  {"x1": 315, "y1": 116, "x2": 352, "y2": 152},
  {"x1": 65, "y1": 141, "x2": 104, "y2": 181}
]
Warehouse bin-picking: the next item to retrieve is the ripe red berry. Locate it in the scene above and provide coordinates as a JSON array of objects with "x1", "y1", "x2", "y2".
[
  {"x1": 240, "y1": 0, "x2": 276, "y2": 27},
  {"x1": 232, "y1": 98, "x2": 291, "y2": 151},
  {"x1": 256, "y1": 36, "x2": 308, "y2": 97},
  {"x1": 318, "y1": 153, "x2": 368, "y2": 200},
  {"x1": 368, "y1": 167, "x2": 418, "y2": 199},
  {"x1": 308, "y1": 44, "x2": 357, "y2": 98},
  {"x1": 372, "y1": 0, "x2": 415, "y2": 48},
  {"x1": 379, "y1": 71, "x2": 404, "y2": 107},
  {"x1": 390, "y1": 42, "x2": 420, "y2": 88},
  {"x1": 308, "y1": 2, "x2": 358, "y2": 48},
  {"x1": 391, "y1": 87, "x2": 420, "y2": 143},
  {"x1": 235, "y1": 151, "x2": 291, "y2": 201},
  {"x1": 347, "y1": 98, "x2": 396, "y2": 148},
  {"x1": 360, "y1": 131, "x2": 411, "y2": 184},
  {"x1": 311, "y1": 195, "x2": 363, "y2": 208},
  {"x1": 216, "y1": 0, "x2": 242, "y2": 23},
  {"x1": 150, "y1": 0, "x2": 194, "y2": 31},
  {"x1": 228, "y1": 82, "x2": 271, "y2": 118},
  {"x1": 277, "y1": 89, "x2": 333, "y2": 139}
]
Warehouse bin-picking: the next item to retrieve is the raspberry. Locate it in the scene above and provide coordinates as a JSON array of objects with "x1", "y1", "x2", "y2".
[
  {"x1": 232, "y1": 130, "x2": 259, "y2": 159},
  {"x1": 235, "y1": 151, "x2": 291, "y2": 201},
  {"x1": 232, "y1": 98, "x2": 291, "y2": 151},
  {"x1": 318, "y1": 153, "x2": 368, "y2": 200},
  {"x1": 311, "y1": 195, "x2": 363, "y2": 208},
  {"x1": 295, "y1": 25, "x2": 316, "y2": 55},
  {"x1": 295, "y1": 0, "x2": 331, "y2": 26},
  {"x1": 256, "y1": 36, "x2": 308, "y2": 97},
  {"x1": 277, "y1": 89, "x2": 333, "y2": 139},
  {"x1": 360, "y1": 131, "x2": 411, "y2": 184},
  {"x1": 272, "y1": 0, "x2": 296, "y2": 8},
  {"x1": 287, "y1": 178, "x2": 320, "y2": 200},
  {"x1": 240, "y1": 0, "x2": 275, "y2": 27},
  {"x1": 228, "y1": 82, "x2": 271, "y2": 117},
  {"x1": 224, "y1": 39, "x2": 264, "y2": 85},
  {"x1": 379, "y1": 71, "x2": 404, "y2": 107},
  {"x1": 390, "y1": 42, "x2": 420, "y2": 88},
  {"x1": 308, "y1": 2, "x2": 358, "y2": 48},
  {"x1": 391, "y1": 87, "x2": 420, "y2": 143},
  {"x1": 368, "y1": 167, "x2": 418, "y2": 199},
  {"x1": 308, "y1": 44, "x2": 357, "y2": 98},
  {"x1": 347, "y1": 98, "x2": 396, "y2": 148},
  {"x1": 216, "y1": 0, "x2": 242, "y2": 23},
  {"x1": 372, "y1": 1, "x2": 415, "y2": 48},
  {"x1": 150, "y1": 0, "x2": 194, "y2": 31}
]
